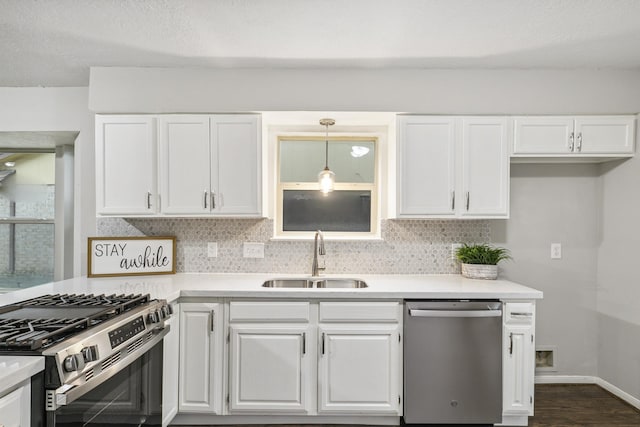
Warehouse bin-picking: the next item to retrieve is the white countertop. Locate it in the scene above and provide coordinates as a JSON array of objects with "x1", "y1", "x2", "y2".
[
  {"x1": 0, "y1": 273, "x2": 543, "y2": 305},
  {"x1": 0, "y1": 356, "x2": 44, "y2": 395}
]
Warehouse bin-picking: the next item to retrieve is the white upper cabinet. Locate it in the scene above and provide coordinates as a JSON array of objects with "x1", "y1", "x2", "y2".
[
  {"x1": 159, "y1": 116, "x2": 211, "y2": 214},
  {"x1": 98, "y1": 113, "x2": 262, "y2": 217},
  {"x1": 96, "y1": 115, "x2": 157, "y2": 215},
  {"x1": 211, "y1": 115, "x2": 262, "y2": 215},
  {"x1": 397, "y1": 116, "x2": 510, "y2": 218},
  {"x1": 461, "y1": 117, "x2": 510, "y2": 217},
  {"x1": 513, "y1": 116, "x2": 635, "y2": 159},
  {"x1": 397, "y1": 117, "x2": 456, "y2": 216},
  {"x1": 158, "y1": 114, "x2": 261, "y2": 216}
]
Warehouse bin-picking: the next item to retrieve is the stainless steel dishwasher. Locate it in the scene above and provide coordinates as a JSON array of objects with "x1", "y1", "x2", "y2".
[{"x1": 403, "y1": 300, "x2": 503, "y2": 425}]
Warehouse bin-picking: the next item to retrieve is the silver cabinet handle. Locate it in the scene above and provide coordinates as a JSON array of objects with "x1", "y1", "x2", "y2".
[
  {"x1": 569, "y1": 132, "x2": 575, "y2": 152},
  {"x1": 510, "y1": 312, "x2": 533, "y2": 317},
  {"x1": 210, "y1": 310, "x2": 215, "y2": 332},
  {"x1": 203, "y1": 190, "x2": 208, "y2": 209},
  {"x1": 146, "y1": 191, "x2": 152, "y2": 209},
  {"x1": 451, "y1": 191, "x2": 455, "y2": 211},
  {"x1": 211, "y1": 191, "x2": 216, "y2": 209},
  {"x1": 321, "y1": 332, "x2": 325, "y2": 355},
  {"x1": 466, "y1": 191, "x2": 470, "y2": 211},
  {"x1": 509, "y1": 332, "x2": 514, "y2": 355},
  {"x1": 576, "y1": 132, "x2": 582, "y2": 152},
  {"x1": 302, "y1": 332, "x2": 306, "y2": 355}
]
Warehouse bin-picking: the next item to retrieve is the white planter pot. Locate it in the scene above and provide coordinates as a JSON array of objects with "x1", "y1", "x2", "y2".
[{"x1": 461, "y1": 263, "x2": 498, "y2": 280}]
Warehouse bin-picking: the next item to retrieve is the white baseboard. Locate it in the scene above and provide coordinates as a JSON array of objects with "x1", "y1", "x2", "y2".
[{"x1": 535, "y1": 375, "x2": 640, "y2": 410}]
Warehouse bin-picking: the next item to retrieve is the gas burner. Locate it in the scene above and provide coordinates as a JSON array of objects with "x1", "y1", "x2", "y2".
[{"x1": 0, "y1": 293, "x2": 151, "y2": 350}]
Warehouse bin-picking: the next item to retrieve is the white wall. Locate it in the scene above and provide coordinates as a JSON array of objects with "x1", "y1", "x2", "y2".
[
  {"x1": 597, "y1": 152, "x2": 640, "y2": 400},
  {"x1": 0, "y1": 87, "x2": 95, "y2": 277},
  {"x1": 89, "y1": 67, "x2": 640, "y2": 114},
  {"x1": 492, "y1": 164, "x2": 601, "y2": 377}
]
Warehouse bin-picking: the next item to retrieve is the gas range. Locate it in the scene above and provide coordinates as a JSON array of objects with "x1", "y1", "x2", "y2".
[{"x1": 0, "y1": 293, "x2": 172, "y2": 415}]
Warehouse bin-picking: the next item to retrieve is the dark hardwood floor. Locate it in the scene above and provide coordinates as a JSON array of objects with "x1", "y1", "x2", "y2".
[
  {"x1": 530, "y1": 384, "x2": 640, "y2": 426},
  {"x1": 177, "y1": 384, "x2": 640, "y2": 427}
]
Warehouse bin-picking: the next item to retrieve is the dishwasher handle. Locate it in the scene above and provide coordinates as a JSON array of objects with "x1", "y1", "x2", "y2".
[{"x1": 408, "y1": 308, "x2": 502, "y2": 318}]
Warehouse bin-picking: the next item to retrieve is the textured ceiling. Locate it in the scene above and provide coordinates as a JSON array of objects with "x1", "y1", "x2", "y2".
[{"x1": 2, "y1": 0, "x2": 640, "y2": 87}]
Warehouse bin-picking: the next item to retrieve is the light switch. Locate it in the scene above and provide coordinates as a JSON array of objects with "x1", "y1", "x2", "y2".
[{"x1": 550, "y1": 243, "x2": 562, "y2": 259}]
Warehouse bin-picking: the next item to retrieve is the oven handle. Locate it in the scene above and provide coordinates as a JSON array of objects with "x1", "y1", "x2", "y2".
[{"x1": 48, "y1": 326, "x2": 169, "y2": 410}]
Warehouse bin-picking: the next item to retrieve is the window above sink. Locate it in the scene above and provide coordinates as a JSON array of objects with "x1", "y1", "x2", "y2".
[{"x1": 275, "y1": 135, "x2": 379, "y2": 239}]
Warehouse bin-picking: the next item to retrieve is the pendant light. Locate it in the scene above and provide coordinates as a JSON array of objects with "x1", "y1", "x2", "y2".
[{"x1": 318, "y1": 118, "x2": 336, "y2": 194}]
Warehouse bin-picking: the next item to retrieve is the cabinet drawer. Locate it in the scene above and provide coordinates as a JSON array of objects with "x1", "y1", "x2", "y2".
[
  {"x1": 504, "y1": 303, "x2": 534, "y2": 324},
  {"x1": 319, "y1": 302, "x2": 400, "y2": 323},
  {"x1": 229, "y1": 302, "x2": 310, "y2": 322}
]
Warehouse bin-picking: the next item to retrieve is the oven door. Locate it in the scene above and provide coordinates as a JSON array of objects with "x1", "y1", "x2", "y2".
[{"x1": 47, "y1": 341, "x2": 163, "y2": 427}]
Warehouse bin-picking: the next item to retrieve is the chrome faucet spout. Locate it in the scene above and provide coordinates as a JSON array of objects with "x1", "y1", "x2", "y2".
[{"x1": 312, "y1": 230, "x2": 326, "y2": 276}]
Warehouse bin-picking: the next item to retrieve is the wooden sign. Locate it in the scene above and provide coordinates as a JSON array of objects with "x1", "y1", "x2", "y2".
[{"x1": 88, "y1": 236, "x2": 176, "y2": 278}]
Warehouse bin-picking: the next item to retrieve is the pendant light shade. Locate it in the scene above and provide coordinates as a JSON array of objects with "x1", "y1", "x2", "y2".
[{"x1": 318, "y1": 118, "x2": 335, "y2": 194}]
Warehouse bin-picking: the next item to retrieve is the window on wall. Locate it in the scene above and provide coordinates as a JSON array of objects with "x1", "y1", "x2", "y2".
[
  {"x1": 0, "y1": 152, "x2": 55, "y2": 292},
  {"x1": 276, "y1": 136, "x2": 378, "y2": 238}
]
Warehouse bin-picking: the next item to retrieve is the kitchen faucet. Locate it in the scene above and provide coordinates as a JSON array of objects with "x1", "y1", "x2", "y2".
[{"x1": 311, "y1": 230, "x2": 326, "y2": 276}]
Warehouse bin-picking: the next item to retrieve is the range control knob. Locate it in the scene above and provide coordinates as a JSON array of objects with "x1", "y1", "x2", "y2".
[
  {"x1": 166, "y1": 304, "x2": 174, "y2": 315},
  {"x1": 160, "y1": 305, "x2": 170, "y2": 319},
  {"x1": 81, "y1": 345, "x2": 99, "y2": 363},
  {"x1": 148, "y1": 310, "x2": 160, "y2": 324},
  {"x1": 63, "y1": 353, "x2": 86, "y2": 372}
]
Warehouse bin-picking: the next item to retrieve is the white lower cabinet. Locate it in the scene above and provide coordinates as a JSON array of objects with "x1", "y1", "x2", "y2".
[
  {"x1": 227, "y1": 301, "x2": 313, "y2": 414},
  {"x1": 162, "y1": 302, "x2": 179, "y2": 426},
  {"x1": 502, "y1": 302, "x2": 536, "y2": 424},
  {"x1": 0, "y1": 380, "x2": 31, "y2": 427},
  {"x1": 318, "y1": 325, "x2": 401, "y2": 414},
  {"x1": 225, "y1": 300, "x2": 402, "y2": 417},
  {"x1": 178, "y1": 302, "x2": 224, "y2": 414},
  {"x1": 228, "y1": 324, "x2": 313, "y2": 413}
]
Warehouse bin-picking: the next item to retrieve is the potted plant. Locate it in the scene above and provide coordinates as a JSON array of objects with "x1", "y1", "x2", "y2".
[{"x1": 455, "y1": 243, "x2": 511, "y2": 280}]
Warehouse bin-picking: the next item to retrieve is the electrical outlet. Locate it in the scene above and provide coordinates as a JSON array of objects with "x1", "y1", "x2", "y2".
[
  {"x1": 550, "y1": 243, "x2": 562, "y2": 259},
  {"x1": 207, "y1": 242, "x2": 218, "y2": 258},
  {"x1": 451, "y1": 243, "x2": 463, "y2": 261},
  {"x1": 243, "y1": 242, "x2": 265, "y2": 258}
]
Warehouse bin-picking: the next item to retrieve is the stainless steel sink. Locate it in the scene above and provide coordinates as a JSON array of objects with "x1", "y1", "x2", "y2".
[
  {"x1": 316, "y1": 279, "x2": 368, "y2": 288},
  {"x1": 261, "y1": 278, "x2": 367, "y2": 289},
  {"x1": 262, "y1": 279, "x2": 314, "y2": 288}
]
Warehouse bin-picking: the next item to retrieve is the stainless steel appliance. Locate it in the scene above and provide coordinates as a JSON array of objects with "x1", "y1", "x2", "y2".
[
  {"x1": 403, "y1": 300, "x2": 502, "y2": 425},
  {"x1": 0, "y1": 293, "x2": 172, "y2": 426}
]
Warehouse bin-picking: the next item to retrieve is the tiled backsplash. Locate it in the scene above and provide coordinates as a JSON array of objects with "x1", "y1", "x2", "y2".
[{"x1": 97, "y1": 218, "x2": 490, "y2": 274}]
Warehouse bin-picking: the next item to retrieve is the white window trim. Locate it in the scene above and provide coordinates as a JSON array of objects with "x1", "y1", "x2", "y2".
[{"x1": 272, "y1": 131, "x2": 385, "y2": 240}]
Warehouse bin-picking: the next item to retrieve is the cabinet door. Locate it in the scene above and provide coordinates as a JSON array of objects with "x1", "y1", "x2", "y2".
[
  {"x1": 0, "y1": 382, "x2": 30, "y2": 427},
  {"x1": 503, "y1": 324, "x2": 535, "y2": 416},
  {"x1": 574, "y1": 116, "x2": 635, "y2": 154},
  {"x1": 461, "y1": 117, "x2": 510, "y2": 217},
  {"x1": 210, "y1": 115, "x2": 262, "y2": 215},
  {"x1": 178, "y1": 303, "x2": 224, "y2": 414},
  {"x1": 162, "y1": 303, "x2": 179, "y2": 426},
  {"x1": 96, "y1": 115, "x2": 157, "y2": 215},
  {"x1": 397, "y1": 116, "x2": 456, "y2": 217},
  {"x1": 228, "y1": 324, "x2": 312, "y2": 413},
  {"x1": 158, "y1": 116, "x2": 211, "y2": 214},
  {"x1": 513, "y1": 117, "x2": 575, "y2": 154},
  {"x1": 318, "y1": 325, "x2": 401, "y2": 414}
]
